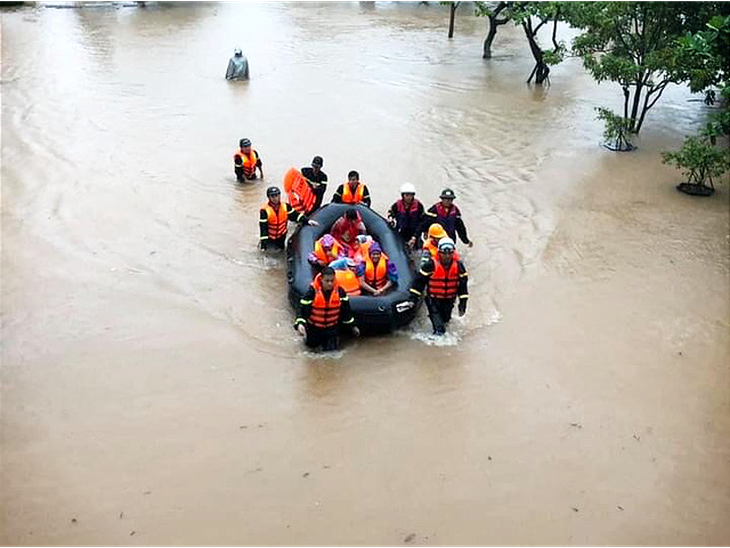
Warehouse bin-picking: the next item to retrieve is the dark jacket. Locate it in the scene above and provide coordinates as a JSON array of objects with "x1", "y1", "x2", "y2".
[
  {"x1": 388, "y1": 198, "x2": 425, "y2": 241},
  {"x1": 419, "y1": 203, "x2": 470, "y2": 245}
]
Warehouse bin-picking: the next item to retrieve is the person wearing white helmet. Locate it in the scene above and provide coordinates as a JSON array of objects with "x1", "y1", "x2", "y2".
[
  {"x1": 225, "y1": 47, "x2": 249, "y2": 80},
  {"x1": 387, "y1": 182, "x2": 425, "y2": 250},
  {"x1": 409, "y1": 236, "x2": 468, "y2": 336}
]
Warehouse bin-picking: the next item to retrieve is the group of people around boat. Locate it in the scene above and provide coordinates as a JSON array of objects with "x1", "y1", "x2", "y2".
[{"x1": 242, "y1": 139, "x2": 472, "y2": 349}]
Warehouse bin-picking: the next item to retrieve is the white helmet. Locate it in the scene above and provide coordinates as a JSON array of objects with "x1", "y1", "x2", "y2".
[
  {"x1": 399, "y1": 182, "x2": 416, "y2": 195},
  {"x1": 438, "y1": 237, "x2": 456, "y2": 252}
]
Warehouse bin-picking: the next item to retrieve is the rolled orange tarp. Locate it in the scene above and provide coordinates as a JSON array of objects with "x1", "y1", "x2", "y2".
[{"x1": 284, "y1": 167, "x2": 316, "y2": 214}]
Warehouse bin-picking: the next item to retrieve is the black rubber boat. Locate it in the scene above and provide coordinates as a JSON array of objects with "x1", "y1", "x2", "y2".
[{"x1": 286, "y1": 203, "x2": 420, "y2": 334}]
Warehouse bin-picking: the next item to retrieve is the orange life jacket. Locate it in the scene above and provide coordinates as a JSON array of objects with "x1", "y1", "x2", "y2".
[
  {"x1": 341, "y1": 182, "x2": 365, "y2": 204},
  {"x1": 313, "y1": 239, "x2": 342, "y2": 265},
  {"x1": 262, "y1": 201, "x2": 288, "y2": 239},
  {"x1": 335, "y1": 269, "x2": 361, "y2": 296},
  {"x1": 364, "y1": 253, "x2": 389, "y2": 290},
  {"x1": 234, "y1": 149, "x2": 259, "y2": 176},
  {"x1": 352, "y1": 239, "x2": 372, "y2": 263},
  {"x1": 427, "y1": 258, "x2": 460, "y2": 299},
  {"x1": 309, "y1": 275, "x2": 342, "y2": 328},
  {"x1": 284, "y1": 167, "x2": 316, "y2": 214},
  {"x1": 422, "y1": 238, "x2": 439, "y2": 259}
]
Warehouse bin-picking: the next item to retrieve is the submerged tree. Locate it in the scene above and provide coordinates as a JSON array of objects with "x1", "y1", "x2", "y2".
[
  {"x1": 675, "y1": 14, "x2": 730, "y2": 142},
  {"x1": 663, "y1": 14, "x2": 730, "y2": 195},
  {"x1": 440, "y1": 1, "x2": 461, "y2": 38},
  {"x1": 475, "y1": 1, "x2": 510, "y2": 59},
  {"x1": 662, "y1": 135, "x2": 730, "y2": 195},
  {"x1": 476, "y1": 1, "x2": 566, "y2": 84},
  {"x1": 596, "y1": 107, "x2": 634, "y2": 151},
  {"x1": 568, "y1": 2, "x2": 729, "y2": 135}
]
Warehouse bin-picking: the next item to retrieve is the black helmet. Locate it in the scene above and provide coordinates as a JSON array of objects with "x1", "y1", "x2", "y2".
[
  {"x1": 440, "y1": 188, "x2": 456, "y2": 199},
  {"x1": 266, "y1": 186, "x2": 280, "y2": 197}
]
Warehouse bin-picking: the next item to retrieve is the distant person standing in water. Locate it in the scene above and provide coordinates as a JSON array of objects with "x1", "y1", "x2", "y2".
[
  {"x1": 225, "y1": 48, "x2": 249, "y2": 80},
  {"x1": 233, "y1": 138, "x2": 263, "y2": 182}
]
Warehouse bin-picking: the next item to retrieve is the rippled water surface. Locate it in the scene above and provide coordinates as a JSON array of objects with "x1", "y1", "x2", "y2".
[{"x1": 2, "y1": 2, "x2": 729, "y2": 545}]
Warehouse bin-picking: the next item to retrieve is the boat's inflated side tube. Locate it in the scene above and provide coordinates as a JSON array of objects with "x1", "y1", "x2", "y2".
[{"x1": 287, "y1": 203, "x2": 420, "y2": 334}]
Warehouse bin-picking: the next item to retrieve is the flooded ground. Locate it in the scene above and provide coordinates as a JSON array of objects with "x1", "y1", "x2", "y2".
[{"x1": 1, "y1": 2, "x2": 728, "y2": 545}]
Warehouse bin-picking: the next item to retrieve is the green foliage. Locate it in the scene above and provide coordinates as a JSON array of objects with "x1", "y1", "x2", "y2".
[
  {"x1": 567, "y1": 2, "x2": 730, "y2": 133},
  {"x1": 662, "y1": 135, "x2": 730, "y2": 187},
  {"x1": 475, "y1": 1, "x2": 566, "y2": 67},
  {"x1": 595, "y1": 107, "x2": 634, "y2": 151}
]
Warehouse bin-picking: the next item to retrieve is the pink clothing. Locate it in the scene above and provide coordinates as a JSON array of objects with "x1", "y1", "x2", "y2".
[{"x1": 331, "y1": 216, "x2": 366, "y2": 247}]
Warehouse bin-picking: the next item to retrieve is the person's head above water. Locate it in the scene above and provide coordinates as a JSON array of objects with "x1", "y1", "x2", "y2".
[{"x1": 239, "y1": 137, "x2": 252, "y2": 151}]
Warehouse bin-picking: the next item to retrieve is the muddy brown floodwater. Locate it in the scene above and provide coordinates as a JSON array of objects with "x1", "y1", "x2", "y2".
[{"x1": 1, "y1": 2, "x2": 729, "y2": 546}]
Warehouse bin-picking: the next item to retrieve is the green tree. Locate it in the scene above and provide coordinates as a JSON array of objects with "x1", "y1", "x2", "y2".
[
  {"x1": 596, "y1": 107, "x2": 634, "y2": 151},
  {"x1": 675, "y1": 14, "x2": 730, "y2": 141},
  {"x1": 662, "y1": 135, "x2": 730, "y2": 194},
  {"x1": 568, "y1": 2, "x2": 728, "y2": 135},
  {"x1": 663, "y1": 14, "x2": 730, "y2": 195}
]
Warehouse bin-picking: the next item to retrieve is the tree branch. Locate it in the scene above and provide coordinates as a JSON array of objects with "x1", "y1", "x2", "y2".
[
  {"x1": 533, "y1": 16, "x2": 549, "y2": 36},
  {"x1": 646, "y1": 80, "x2": 670, "y2": 110}
]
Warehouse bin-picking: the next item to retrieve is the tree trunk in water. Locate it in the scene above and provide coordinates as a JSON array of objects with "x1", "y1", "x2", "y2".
[
  {"x1": 628, "y1": 82, "x2": 644, "y2": 132},
  {"x1": 534, "y1": 63, "x2": 550, "y2": 84},
  {"x1": 523, "y1": 21, "x2": 549, "y2": 85},
  {"x1": 483, "y1": 22, "x2": 497, "y2": 58},
  {"x1": 448, "y1": 3, "x2": 456, "y2": 38}
]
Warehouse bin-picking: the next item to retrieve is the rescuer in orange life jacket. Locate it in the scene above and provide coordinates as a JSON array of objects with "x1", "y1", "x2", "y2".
[
  {"x1": 409, "y1": 237, "x2": 468, "y2": 336},
  {"x1": 331, "y1": 170, "x2": 372, "y2": 207},
  {"x1": 233, "y1": 138, "x2": 263, "y2": 182},
  {"x1": 295, "y1": 266, "x2": 361, "y2": 351},
  {"x1": 259, "y1": 186, "x2": 319, "y2": 250}
]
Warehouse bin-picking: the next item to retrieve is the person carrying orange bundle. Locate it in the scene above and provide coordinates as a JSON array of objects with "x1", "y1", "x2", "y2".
[
  {"x1": 284, "y1": 167, "x2": 317, "y2": 216},
  {"x1": 300, "y1": 156, "x2": 328, "y2": 212},
  {"x1": 295, "y1": 267, "x2": 360, "y2": 351},
  {"x1": 234, "y1": 138, "x2": 263, "y2": 181},
  {"x1": 259, "y1": 186, "x2": 319, "y2": 250}
]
